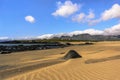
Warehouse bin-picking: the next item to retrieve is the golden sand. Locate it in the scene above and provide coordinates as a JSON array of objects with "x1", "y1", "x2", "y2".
[{"x1": 2, "y1": 41, "x2": 120, "y2": 80}]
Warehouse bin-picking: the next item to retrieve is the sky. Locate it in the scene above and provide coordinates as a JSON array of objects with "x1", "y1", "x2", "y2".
[{"x1": 0, "y1": 0, "x2": 120, "y2": 39}]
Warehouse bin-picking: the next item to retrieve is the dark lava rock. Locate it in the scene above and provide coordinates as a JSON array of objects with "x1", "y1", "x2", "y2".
[
  {"x1": 0, "y1": 51, "x2": 12, "y2": 54},
  {"x1": 63, "y1": 50, "x2": 82, "y2": 60}
]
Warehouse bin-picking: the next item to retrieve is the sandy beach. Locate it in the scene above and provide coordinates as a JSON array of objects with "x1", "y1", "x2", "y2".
[{"x1": 1, "y1": 41, "x2": 120, "y2": 80}]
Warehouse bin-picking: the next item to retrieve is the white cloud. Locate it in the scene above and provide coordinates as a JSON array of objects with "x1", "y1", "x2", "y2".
[
  {"x1": 52, "y1": 0, "x2": 80, "y2": 17},
  {"x1": 37, "y1": 33, "x2": 71, "y2": 39},
  {"x1": 25, "y1": 15, "x2": 35, "y2": 23},
  {"x1": 86, "y1": 10, "x2": 95, "y2": 19},
  {"x1": 91, "y1": 3, "x2": 120, "y2": 25},
  {"x1": 78, "y1": 4, "x2": 120, "y2": 25},
  {"x1": 82, "y1": 29, "x2": 103, "y2": 35},
  {"x1": 88, "y1": 19, "x2": 101, "y2": 25},
  {"x1": 0, "y1": 37, "x2": 9, "y2": 40},
  {"x1": 103, "y1": 23, "x2": 120, "y2": 35},
  {"x1": 101, "y1": 4, "x2": 120, "y2": 21},
  {"x1": 72, "y1": 13, "x2": 85, "y2": 23},
  {"x1": 69, "y1": 29, "x2": 103, "y2": 35},
  {"x1": 72, "y1": 10, "x2": 95, "y2": 24},
  {"x1": 37, "y1": 34, "x2": 54, "y2": 39}
]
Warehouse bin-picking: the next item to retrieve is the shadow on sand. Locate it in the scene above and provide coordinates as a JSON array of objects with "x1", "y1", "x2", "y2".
[
  {"x1": 0, "y1": 59, "x2": 65, "y2": 79},
  {"x1": 85, "y1": 55, "x2": 120, "y2": 64}
]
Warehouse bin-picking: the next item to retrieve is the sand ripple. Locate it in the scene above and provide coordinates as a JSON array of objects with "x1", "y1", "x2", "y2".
[{"x1": 7, "y1": 58, "x2": 120, "y2": 80}]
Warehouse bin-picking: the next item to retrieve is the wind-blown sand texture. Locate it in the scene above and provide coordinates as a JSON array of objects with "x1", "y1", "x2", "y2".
[{"x1": 1, "y1": 41, "x2": 120, "y2": 80}]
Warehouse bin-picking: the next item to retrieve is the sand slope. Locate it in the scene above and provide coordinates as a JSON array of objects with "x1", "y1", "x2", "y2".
[{"x1": 5, "y1": 41, "x2": 120, "y2": 80}]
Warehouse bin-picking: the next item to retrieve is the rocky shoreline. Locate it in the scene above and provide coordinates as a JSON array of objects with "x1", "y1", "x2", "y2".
[{"x1": 0, "y1": 42, "x2": 66, "y2": 54}]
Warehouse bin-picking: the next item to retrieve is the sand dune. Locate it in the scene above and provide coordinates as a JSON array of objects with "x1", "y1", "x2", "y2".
[
  {"x1": 2, "y1": 41, "x2": 120, "y2": 80},
  {"x1": 8, "y1": 59, "x2": 120, "y2": 80}
]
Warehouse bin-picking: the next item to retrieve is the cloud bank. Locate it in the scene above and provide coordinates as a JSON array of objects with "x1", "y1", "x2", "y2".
[
  {"x1": 25, "y1": 15, "x2": 35, "y2": 23},
  {"x1": 0, "y1": 37, "x2": 9, "y2": 40},
  {"x1": 37, "y1": 23, "x2": 120, "y2": 39},
  {"x1": 2, "y1": 23, "x2": 120, "y2": 40}
]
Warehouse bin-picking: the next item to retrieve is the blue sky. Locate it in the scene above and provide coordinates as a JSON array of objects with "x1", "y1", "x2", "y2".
[{"x1": 0, "y1": 0, "x2": 120, "y2": 39}]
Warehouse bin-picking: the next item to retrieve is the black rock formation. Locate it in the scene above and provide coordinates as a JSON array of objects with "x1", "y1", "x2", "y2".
[{"x1": 63, "y1": 50, "x2": 82, "y2": 60}]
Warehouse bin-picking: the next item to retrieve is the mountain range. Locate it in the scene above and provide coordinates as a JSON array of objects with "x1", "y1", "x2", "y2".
[
  {"x1": 1, "y1": 34, "x2": 120, "y2": 42},
  {"x1": 52, "y1": 34, "x2": 120, "y2": 41}
]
